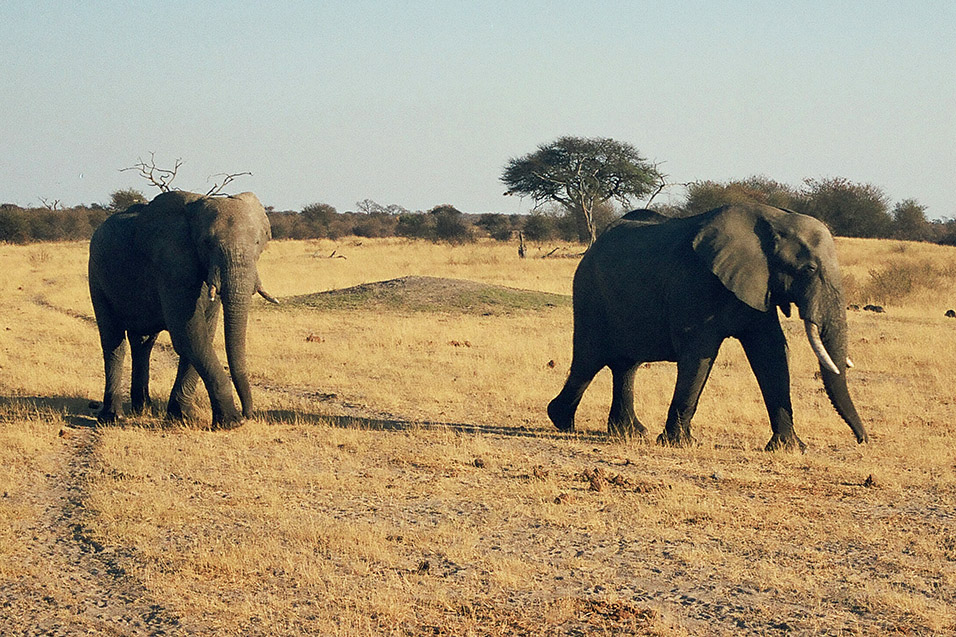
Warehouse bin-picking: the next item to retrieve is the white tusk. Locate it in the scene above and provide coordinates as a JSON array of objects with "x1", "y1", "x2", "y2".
[
  {"x1": 208, "y1": 284, "x2": 217, "y2": 302},
  {"x1": 257, "y1": 287, "x2": 279, "y2": 304},
  {"x1": 845, "y1": 357, "x2": 854, "y2": 369},
  {"x1": 805, "y1": 320, "x2": 841, "y2": 375}
]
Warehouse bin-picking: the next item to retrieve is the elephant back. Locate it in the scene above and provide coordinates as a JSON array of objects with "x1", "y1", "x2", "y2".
[
  {"x1": 143, "y1": 190, "x2": 204, "y2": 218},
  {"x1": 620, "y1": 208, "x2": 672, "y2": 225}
]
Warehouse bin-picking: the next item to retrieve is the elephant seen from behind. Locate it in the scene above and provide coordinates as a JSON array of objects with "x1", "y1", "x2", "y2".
[
  {"x1": 88, "y1": 190, "x2": 277, "y2": 429},
  {"x1": 548, "y1": 203, "x2": 868, "y2": 451}
]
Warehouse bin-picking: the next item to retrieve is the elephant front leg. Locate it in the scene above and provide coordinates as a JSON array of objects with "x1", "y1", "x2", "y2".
[
  {"x1": 166, "y1": 296, "x2": 243, "y2": 430},
  {"x1": 166, "y1": 357, "x2": 200, "y2": 422},
  {"x1": 129, "y1": 332, "x2": 158, "y2": 415},
  {"x1": 608, "y1": 362, "x2": 648, "y2": 439},
  {"x1": 658, "y1": 345, "x2": 719, "y2": 447},
  {"x1": 189, "y1": 347, "x2": 243, "y2": 430},
  {"x1": 170, "y1": 347, "x2": 242, "y2": 430},
  {"x1": 740, "y1": 324, "x2": 805, "y2": 452}
]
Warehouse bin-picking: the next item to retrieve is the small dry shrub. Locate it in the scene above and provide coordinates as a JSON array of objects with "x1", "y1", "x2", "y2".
[
  {"x1": 28, "y1": 248, "x2": 51, "y2": 267},
  {"x1": 862, "y1": 260, "x2": 956, "y2": 305}
]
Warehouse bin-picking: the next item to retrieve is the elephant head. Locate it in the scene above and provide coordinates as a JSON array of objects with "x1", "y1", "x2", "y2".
[
  {"x1": 185, "y1": 192, "x2": 277, "y2": 418},
  {"x1": 692, "y1": 203, "x2": 868, "y2": 443}
]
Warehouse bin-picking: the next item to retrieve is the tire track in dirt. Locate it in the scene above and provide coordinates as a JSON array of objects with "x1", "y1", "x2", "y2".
[{"x1": 0, "y1": 425, "x2": 184, "y2": 636}]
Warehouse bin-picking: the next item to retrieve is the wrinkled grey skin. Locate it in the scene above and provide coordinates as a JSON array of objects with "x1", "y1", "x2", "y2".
[
  {"x1": 548, "y1": 203, "x2": 868, "y2": 451},
  {"x1": 88, "y1": 191, "x2": 276, "y2": 429}
]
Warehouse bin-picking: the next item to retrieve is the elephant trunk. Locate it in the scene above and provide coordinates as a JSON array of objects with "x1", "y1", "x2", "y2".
[
  {"x1": 220, "y1": 265, "x2": 256, "y2": 419},
  {"x1": 805, "y1": 304, "x2": 869, "y2": 444}
]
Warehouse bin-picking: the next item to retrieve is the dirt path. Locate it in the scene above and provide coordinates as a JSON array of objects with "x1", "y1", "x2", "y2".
[{"x1": 0, "y1": 426, "x2": 184, "y2": 636}]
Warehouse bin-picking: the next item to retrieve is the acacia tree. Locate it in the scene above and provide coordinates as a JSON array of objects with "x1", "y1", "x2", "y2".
[{"x1": 501, "y1": 136, "x2": 661, "y2": 245}]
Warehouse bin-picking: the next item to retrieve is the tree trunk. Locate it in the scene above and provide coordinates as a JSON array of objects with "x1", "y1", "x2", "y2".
[{"x1": 571, "y1": 204, "x2": 596, "y2": 246}]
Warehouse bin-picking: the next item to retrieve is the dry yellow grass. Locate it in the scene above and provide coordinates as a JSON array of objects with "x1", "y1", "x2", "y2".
[{"x1": 1, "y1": 236, "x2": 955, "y2": 635}]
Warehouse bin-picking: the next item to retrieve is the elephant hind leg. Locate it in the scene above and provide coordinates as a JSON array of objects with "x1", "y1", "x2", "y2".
[
  {"x1": 608, "y1": 361, "x2": 648, "y2": 439},
  {"x1": 658, "y1": 343, "x2": 720, "y2": 447},
  {"x1": 129, "y1": 332, "x2": 158, "y2": 415},
  {"x1": 92, "y1": 307, "x2": 127, "y2": 424},
  {"x1": 549, "y1": 356, "x2": 604, "y2": 432}
]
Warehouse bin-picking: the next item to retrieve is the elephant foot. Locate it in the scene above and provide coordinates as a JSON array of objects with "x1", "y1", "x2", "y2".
[
  {"x1": 548, "y1": 398, "x2": 575, "y2": 432},
  {"x1": 211, "y1": 415, "x2": 245, "y2": 431},
  {"x1": 130, "y1": 398, "x2": 153, "y2": 416},
  {"x1": 656, "y1": 431, "x2": 697, "y2": 448},
  {"x1": 165, "y1": 403, "x2": 188, "y2": 423},
  {"x1": 765, "y1": 432, "x2": 807, "y2": 453},
  {"x1": 608, "y1": 419, "x2": 648, "y2": 441},
  {"x1": 96, "y1": 407, "x2": 123, "y2": 425}
]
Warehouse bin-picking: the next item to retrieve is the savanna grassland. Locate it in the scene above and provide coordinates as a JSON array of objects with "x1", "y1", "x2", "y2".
[{"x1": 1, "y1": 235, "x2": 955, "y2": 636}]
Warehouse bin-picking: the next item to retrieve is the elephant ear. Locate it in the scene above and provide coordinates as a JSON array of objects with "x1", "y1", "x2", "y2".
[{"x1": 691, "y1": 205, "x2": 772, "y2": 312}]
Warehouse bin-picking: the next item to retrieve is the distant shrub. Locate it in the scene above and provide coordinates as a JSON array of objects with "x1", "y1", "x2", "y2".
[
  {"x1": 266, "y1": 211, "x2": 296, "y2": 240},
  {"x1": 0, "y1": 207, "x2": 31, "y2": 243},
  {"x1": 393, "y1": 206, "x2": 474, "y2": 243},
  {"x1": 521, "y1": 212, "x2": 558, "y2": 242},
  {"x1": 351, "y1": 213, "x2": 397, "y2": 238},
  {"x1": 301, "y1": 202, "x2": 336, "y2": 225},
  {"x1": 430, "y1": 205, "x2": 473, "y2": 244},
  {"x1": 476, "y1": 213, "x2": 513, "y2": 241},
  {"x1": 928, "y1": 219, "x2": 956, "y2": 246},
  {"x1": 800, "y1": 177, "x2": 893, "y2": 239},
  {"x1": 892, "y1": 199, "x2": 931, "y2": 241},
  {"x1": 0, "y1": 206, "x2": 107, "y2": 243},
  {"x1": 298, "y1": 202, "x2": 337, "y2": 238},
  {"x1": 396, "y1": 212, "x2": 432, "y2": 239},
  {"x1": 685, "y1": 176, "x2": 800, "y2": 216},
  {"x1": 109, "y1": 188, "x2": 147, "y2": 212}
]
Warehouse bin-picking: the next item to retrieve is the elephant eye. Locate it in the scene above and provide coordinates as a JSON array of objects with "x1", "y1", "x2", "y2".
[{"x1": 800, "y1": 262, "x2": 818, "y2": 275}]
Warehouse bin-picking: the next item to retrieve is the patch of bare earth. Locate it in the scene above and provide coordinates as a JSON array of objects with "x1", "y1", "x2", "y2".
[
  {"x1": 286, "y1": 275, "x2": 570, "y2": 314},
  {"x1": 0, "y1": 423, "x2": 184, "y2": 635}
]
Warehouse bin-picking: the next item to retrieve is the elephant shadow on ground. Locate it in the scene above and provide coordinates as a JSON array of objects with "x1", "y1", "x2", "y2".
[
  {"x1": 261, "y1": 409, "x2": 611, "y2": 443},
  {"x1": 0, "y1": 394, "x2": 175, "y2": 430},
  {"x1": 0, "y1": 394, "x2": 611, "y2": 443}
]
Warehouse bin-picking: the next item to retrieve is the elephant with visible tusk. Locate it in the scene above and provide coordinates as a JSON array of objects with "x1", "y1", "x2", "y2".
[
  {"x1": 88, "y1": 190, "x2": 278, "y2": 429},
  {"x1": 548, "y1": 203, "x2": 868, "y2": 451}
]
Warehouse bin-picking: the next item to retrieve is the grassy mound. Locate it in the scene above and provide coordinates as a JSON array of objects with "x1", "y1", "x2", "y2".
[{"x1": 286, "y1": 275, "x2": 571, "y2": 314}]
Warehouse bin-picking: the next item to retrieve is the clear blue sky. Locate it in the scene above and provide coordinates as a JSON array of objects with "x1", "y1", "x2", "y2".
[{"x1": 2, "y1": 1, "x2": 954, "y2": 218}]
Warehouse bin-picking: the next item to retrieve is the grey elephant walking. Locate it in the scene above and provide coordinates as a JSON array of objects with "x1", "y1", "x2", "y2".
[
  {"x1": 88, "y1": 190, "x2": 277, "y2": 429},
  {"x1": 548, "y1": 203, "x2": 868, "y2": 451}
]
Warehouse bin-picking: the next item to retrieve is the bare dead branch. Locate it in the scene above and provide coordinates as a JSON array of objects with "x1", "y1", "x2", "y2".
[
  {"x1": 120, "y1": 152, "x2": 182, "y2": 192},
  {"x1": 311, "y1": 249, "x2": 347, "y2": 259},
  {"x1": 543, "y1": 247, "x2": 561, "y2": 258},
  {"x1": 38, "y1": 197, "x2": 60, "y2": 211},
  {"x1": 644, "y1": 168, "x2": 691, "y2": 208},
  {"x1": 205, "y1": 171, "x2": 253, "y2": 196}
]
